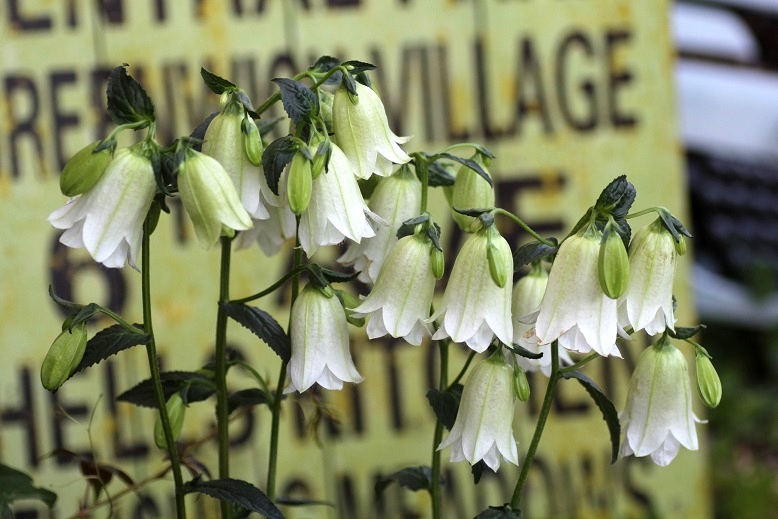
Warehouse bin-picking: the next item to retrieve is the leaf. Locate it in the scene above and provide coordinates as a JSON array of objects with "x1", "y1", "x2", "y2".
[
  {"x1": 272, "y1": 78, "x2": 319, "y2": 124},
  {"x1": 656, "y1": 207, "x2": 694, "y2": 242},
  {"x1": 669, "y1": 324, "x2": 706, "y2": 340},
  {"x1": 561, "y1": 370, "x2": 621, "y2": 463},
  {"x1": 505, "y1": 343, "x2": 543, "y2": 360},
  {"x1": 221, "y1": 303, "x2": 291, "y2": 362},
  {"x1": 228, "y1": 388, "x2": 273, "y2": 415},
  {"x1": 437, "y1": 153, "x2": 493, "y2": 187},
  {"x1": 69, "y1": 324, "x2": 148, "y2": 379},
  {"x1": 0, "y1": 463, "x2": 57, "y2": 510},
  {"x1": 342, "y1": 74, "x2": 358, "y2": 96},
  {"x1": 594, "y1": 175, "x2": 636, "y2": 221},
  {"x1": 396, "y1": 214, "x2": 430, "y2": 240},
  {"x1": 426, "y1": 222, "x2": 443, "y2": 252},
  {"x1": 117, "y1": 371, "x2": 214, "y2": 408},
  {"x1": 190, "y1": 112, "x2": 219, "y2": 147},
  {"x1": 275, "y1": 497, "x2": 333, "y2": 507},
  {"x1": 106, "y1": 65, "x2": 155, "y2": 125},
  {"x1": 427, "y1": 161, "x2": 455, "y2": 187},
  {"x1": 374, "y1": 466, "x2": 432, "y2": 501},
  {"x1": 316, "y1": 266, "x2": 360, "y2": 284},
  {"x1": 183, "y1": 478, "x2": 283, "y2": 519},
  {"x1": 68, "y1": 303, "x2": 105, "y2": 329},
  {"x1": 342, "y1": 60, "x2": 377, "y2": 75},
  {"x1": 426, "y1": 385, "x2": 463, "y2": 430},
  {"x1": 453, "y1": 207, "x2": 491, "y2": 218},
  {"x1": 309, "y1": 55, "x2": 340, "y2": 74},
  {"x1": 200, "y1": 67, "x2": 236, "y2": 95},
  {"x1": 262, "y1": 136, "x2": 299, "y2": 196},
  {"x1": 474, "y1": 504, "x2": 523, "y2": 518},
  {"x1": 513, "y1": 239, "x2": 558, "y2": 268},
  {"x1": 471, "y1": 460, "x2": 488, "y2": 484}
]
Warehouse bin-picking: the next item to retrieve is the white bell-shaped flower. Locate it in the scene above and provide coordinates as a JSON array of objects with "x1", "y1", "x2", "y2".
[
  {"x1": 332, "y1": 81, "x2": 410, "y2": 179},
  {"x1": 430, "y1": 226, "x2": 513, "y2": 352},
  {"x1": 234, "y1": 205, "x2": 296, "y2": 256},
  {"x1": 299, "y1": 144, "x2": 377, "y2": 256},
  {"x1": 620, "y1": 336, "x2": 701, "y2": 466},
  {"x1": 352, "y1": 234, "x2": 436, "y2": 346},
  {"x1": 177, "y1": 149, "x2": 253, "y2": 249},
  {"x1": 438, "y1": 353, "x2": 519, "y2": 471},
  {"x1": 339, "y1": 167, "x2": 421, "y2": 284},
  {"x1": 512, "y1": 264, "x2": 572, "y2": 376},
  {"x1": 202, "y1": 107, "x2": 271, "y2": 220},
  {"x1": 534, "y1": 228, "x2": 621, "y2": 357},
  {"x1": 48, "y1": 146, "x2": 156, "y2": 269},
  {"x1": 619, "y1": 219, "x2": 677, "y2": 335},
  {"x1": 285, "y1": 284, "x2": 364, "y2": 393}
]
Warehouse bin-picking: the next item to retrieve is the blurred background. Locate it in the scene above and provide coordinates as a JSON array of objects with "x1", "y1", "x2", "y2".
[{"x1": 674, "y1": 0, "x2": 778, "y2": 517}]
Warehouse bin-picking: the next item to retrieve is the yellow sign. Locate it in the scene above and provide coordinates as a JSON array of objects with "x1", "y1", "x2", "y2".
[{"x1": 0, "y1": 1, "x2": 708, "y2": 518}]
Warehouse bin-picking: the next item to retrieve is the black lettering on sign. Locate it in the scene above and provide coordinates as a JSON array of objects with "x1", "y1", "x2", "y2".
[
  {"x1": 475, "y1": 37, "x2": 504, "y2": 139},
  {"x1": 4, "y1": 74, "x2": 44, "y2": 179},
  {"x1": 0, "y1": 367, "x2": 39, "y2": 467},
  {"x1": 556, "y1": 30, "x2": 598, "y2": 132},
  {"x1": 514, "y1": 37, "x2": 554, "y2": 136},
  {"x1": 327, "y1": 0, "x2": 360, "y2": 7},
  {"x1": 49, "y1": 389, "x2": 90, "y2": 465},
  {"x1": 49, "y1": 236, "x2": 128, "y2": 316},
  {"x1": 7, "y1": 0, "x2": 52, "y2": 31},
  {"x1": 435, "y1": 43, "x2": 470, "y2": 141},
  {"x1": 50, "y1": 70, "x2": 80, "y2": 171},
  {"x1": 90, "y1": 67, "x2": 115, "y2": 139},
  {"x1": 606, "y1": 29, "x2": 637, "y2": 128}
]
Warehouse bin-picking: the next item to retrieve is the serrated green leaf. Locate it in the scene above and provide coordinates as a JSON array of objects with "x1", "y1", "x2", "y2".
[
  {"x1": 310, "y1": 55, "x2": 340, "y2": 74},
  {"x1": 221, "y1": 303, "x2": 291, "y2": 362},
  {"x1": 183, "y1": 478, "x2": 283, "y2": 519},
  {"x1": 426, "y1": 385, "x2": 463, "y2": 430},
  {"x1": 561, "y1": 370, "x2": 620, "y2": 463},
  {"x1": 374, "y1": 466, "x2": 432, "y2": 501},
  {"x1": 275, "y1": 497, "x2": 333, "y2": 507},
  {"x1": 0, "y1": 463, "x2": 57, "y2": 510},
  {"x1": 669, "y1": 324, "x2": 706, "y2": 340},
  {"x1": 656, "y1": 208, "x2": 693, "y2": 242},
  {"x1": 437, "y1": 153, "x2": 493, "y2": 187},
  {"x1": 227, "y1": 388, "x2": 273, "y2": 415},
  {"x1": 426, "y1": 222, "x2": 443, "y2": 252},
  {"x1": 474, "y1": 504, "x2": 523, "y2": 518},
  {"x1": 106, "y1": 65, "x2": 154, "y2": 125},
  {"x1": 200, "y1": 67, "x2": 236, "y2": 95},
  {"x1": 342, "y1": 60, "x2": 377, "y2": 75},
  {"x1": 68, "y1": 303, "x2": 102, "y2": 329},
  {"x1": 317, "y1": 266, "x2": 360, "y2": 284},
  {"x1": 594, "y1": 175, "x2": 636, "y2": 220},
  {"x1": 395, "y1": 214, "x2": 430, "y2": 239},
  {"x1": 272, "y1": 78, "x2": 319, "y2": 124},
  {"x1": 427, "y1": 161, "x2": 456, "y2": 187},
  {"x1": 513, "y1": 240, "x2": 558, "y2": 268},
  {"x1": 262, "y1": 136, "x2": 299, "y2": 196},
  {"x1": 71, "y1": 324, "x2": 149, "y2": 377},
  {"x1": 117, "y1": 371, "x2": 214, "y2": 408},
  {"x1": 505, "y1": 343, "x2": 544, "y2": 360},
  {"x1": 453, "y1": 207, "x2": 491, "y2": 218}
]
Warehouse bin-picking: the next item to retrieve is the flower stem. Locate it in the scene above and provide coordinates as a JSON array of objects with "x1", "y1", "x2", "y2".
[
  {"x1": 448, "y1": 350, "x2": 476, "y2": 389},
  {"x1": 141, "y1": 217, "x2": 186, "y2": 518},
  {"x1": 559, "y1": 352, "x2": 599, "y2": 374},
  {"x1": 214, "y1": 237, "x2": 233, "y2": 518},
  {"x1": 230, "y1": 264, "x2": 309, "y2": 305},
  {"x1": 492, "y1": 208, "x2": 555, "y2": 247},
  {"x1": 417, "y1": 158, "x2": 429, "y2": 214},
  {"x1": 510, "y1": 341, "x2": 560, "y2": 509},
  {"x1": 267, "y1": 218, "x2": 304, "y2": 500},
  {"x1": 430, "y1": 339, "x2": 449, "y2": 519}
]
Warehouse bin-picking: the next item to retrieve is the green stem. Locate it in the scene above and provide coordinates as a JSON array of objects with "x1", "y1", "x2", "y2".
[
  {"x1": 510, "y1": 341, "x2": 560, "y2": 509},
  {"x1": 430, "y1": 339, "x2": 449, "y2": 519},
  {"x1": 96, "y1": 307, "x2": 145, "y2": 334},
  {"x1": 448, "y1": 350, "x2": 476, "y2": 389},
  {"x1": 416, "y1": 158, "x2": 429, "y2": 213},
  {"x1": 437, "y1": 142, "x2": 485, "y2": 155},
  {"x1": 215, "y1": 236, "x2": 232, "y2": 519},
  {"x1": 492, "y1": 208, "x2": 555, "y2": 246},
  {"x1": 625, "y1": 206, "x2": 664, "y2": 220},
  {"x1": 230, "y1": 264, "x2": 309, "y2": 305},
  {"x1": 141, "y1": 217, "x2": 186, "y2": 518},
  {"x1": 559, "y1": 352, "x2": 599, "y2": 374},
  {"x1": 267, "y1": 218, "x2": 304, "y2": 500}
]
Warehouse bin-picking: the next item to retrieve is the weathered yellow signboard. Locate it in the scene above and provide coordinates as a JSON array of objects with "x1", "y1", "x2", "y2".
[{"x1": 0, "y1": 1, "x2": 708, "y2": 518}]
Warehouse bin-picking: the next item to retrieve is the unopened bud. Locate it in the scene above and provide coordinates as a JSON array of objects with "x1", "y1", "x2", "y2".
[
  {"x1": 598, "y1": 230, "x2": 630, "y2": 299},
  {"x1": 242, "y1": 116, "x2": 263, "y2": 167},
  {"x1": 336, "y1": 290, "x2": 366, "y2": 327},
  {"x1": 487, "y1": 241, "x2": 508, "y2": 288},
  {"x1": 674, "y1": 235, "x2": 687, "y2": 256},
  {"x1": 513, "y1": 364, "x2": 530, "y2": 402},
  {"x1": 287, "y1": 152, "x2": 312, "y2": 215},
  {"x1": 219, "y1": 91, "x2": 231, "y2": 108},
  {"x1": 318, "y1": 284, "x2": 335, "y2": 299},
  {"x1": 59, "y1": 141, "x2": 113, "y2": 197},
  {"x1": 431, "y1": 247, "x2": 445, "y2": 280},
  {"x1": 695, "y1": 354, "x2": 722, "y2": 408},
  {"x1": 41, "y1": 321, "x2": 88, "y2": 392},
  {"x1": 154, "y1": 393, "x2": 186, "y2": 449}
]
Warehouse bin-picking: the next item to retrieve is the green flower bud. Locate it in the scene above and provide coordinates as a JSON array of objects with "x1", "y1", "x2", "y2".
[
  {"x1": 154, "y1": 393, "x2": 186, "y2": 449},
  {"x1": 219, "y1": 91, "x2": 231, "y2": 108},
  {"x1": 336, "y1": 290, "x2": 366, "y2": 327},
  {"x1": 59, "y1": 141, "x2": 113, "y2": 197},
  {"x1": 431, "y1": 247, "x2": 445, "y2": 280},
  {"x1": 487, "y1": 240, "x2": 508, "y2": 288},
  {"x1": 598, "y1": 228, "x2": 630, "y2": 299},
  {"x1": 242, "y1": 116, "x2": 263, "y2": 167},
  {"x1": 41, "y1": 322, "x2": 88, "y2": 392},
  {"x1": 287, "y1": 152, "x2": 312, "y2": 215},
  {"x1": 318, "y1": 284, "x2": 335, "y2": 299},
  {"x1": 450, "y1": 157, "x2": 495, "y2": 232},
  {"x1": 674, "y1": 235, "x2": 687, "y2": 256},
  {"x1": 695, "y1": 353, "x2": 722, "y2": 408},
  {"x1": 310, "y1": 140, "x2": 330, "y2": 180},
  {"x1": 513, "y1": 363, "x2": 530, "y2": 402}
]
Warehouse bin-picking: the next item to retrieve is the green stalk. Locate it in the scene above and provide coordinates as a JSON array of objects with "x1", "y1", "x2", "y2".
[
  {"x1": 510, "y1": 341, "x2": 561, "y2": 509},
  {"x1": 492, "y1": 208, "x2": 555, "y2": 247},
  {"x1": 215, "y1": 236, "x2": 232, "y2": 519},
  {"x1": 430, "y1": 339, "x2": 449, "y2": 519},
  {"x1": 141, "y1": 217, "x2": 186, "y2": 518},
  {"x1": 267, "y1": 218, "x2": 304, "y2": 500}
]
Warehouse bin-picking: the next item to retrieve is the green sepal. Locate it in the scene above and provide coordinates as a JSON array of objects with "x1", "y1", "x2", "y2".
[
  {"x1": 668, "y1": 324, "x2": 706, "y2": 340},
  {"x1": 512, "y1": 239, "x2": 558, "y2": 268},
  {"x1": 396, "y1": 214, "x2": 430, "y2": 239},
  {"x1": 200, "y1": 67, "x2": 237, "y2": 95},
  {"x1": 341, "y1": 60, "x2": 377, "y2": 75},
  {"x1": 309, "y1": 55, "x2": 340, "y2": 76},
  {"x1": 656, "y1": 207, "x2": 693, "y2": 243},
  {"x1": 106, "y1": 65, "x2": 155, "y2": 125},
  {"x1": 427, "y1": 161, "x2": 456, "y2": 187},
  {"x1": 437, "y1": 152, "x2": 493, "y2": 187}
]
